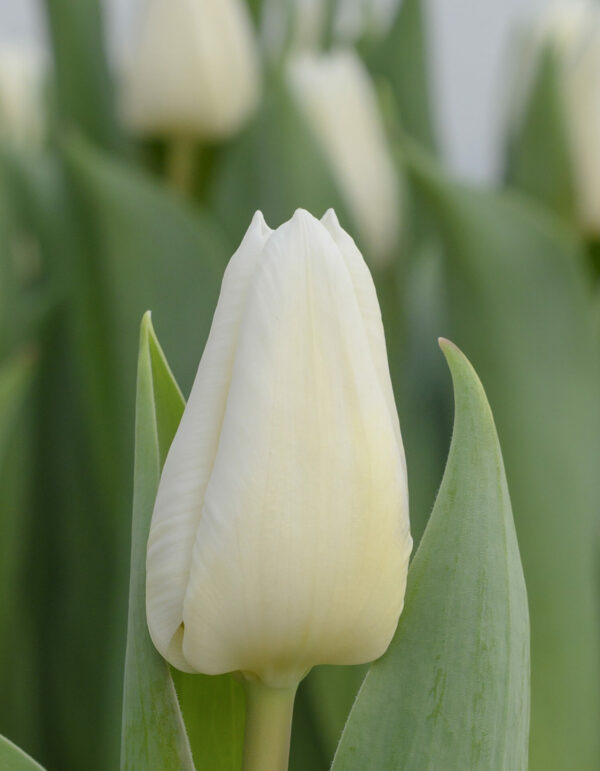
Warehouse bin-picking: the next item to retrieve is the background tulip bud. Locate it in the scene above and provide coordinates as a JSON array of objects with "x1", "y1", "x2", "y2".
[
  {"x1": 516, "y1": 1, "x2": 600, "y2": 235},
  {"x1": 146, "y1": 209, "x2": 412, "y2": 688},
  {"x1": 0, "y1": 42, "x2": 47, "y2": 151},
  {"x1": 287, "y1": 50, "x2": 402, "y2": 266},
  {"x1": 121, "y1": 0, "x2": 261, "y2": 140}
]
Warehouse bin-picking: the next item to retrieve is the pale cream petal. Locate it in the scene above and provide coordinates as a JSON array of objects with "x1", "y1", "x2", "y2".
[
  {"x1": 321, "y1": 208, "x2": 408, "y2": 487},
  {"x1": 181, "y1": 210, "x2": 411, "y2": 686},
  {"x1": 122, "y1": 0, "x2": 261, "y2": 138},
  {"x1": 146, "y1": 212, "x2": 272, "y2": 670}
]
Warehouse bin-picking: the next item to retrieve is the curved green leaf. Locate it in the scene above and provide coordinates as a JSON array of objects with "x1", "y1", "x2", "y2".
[
  {"x1": 0, "y1": 352, "x2": 37, "y2": 754},
  {"x1": 504, "y1": 43, "x2": 576, "y2": 224},
  {"x1": 121, "y1": 312, "x2": 193, "y2": 771},
  {"x1": 367, "y1": 0, "x2": 436, "y2": 150},
  {"x1": 64, "y1": 135, "x2": 228, "y2": 402},
  {"x1": 0, "y1": 735, "x2": 45, "y2": 770},
  {"x1": 332, "y1": 340, "x2": 529, "y2": 770},
  {"x1": 407, "y1": 145, "x2": 600, "y2": 770},
  {"x1": 43, "y1": 0, "x2": 120, "y2": 150}
]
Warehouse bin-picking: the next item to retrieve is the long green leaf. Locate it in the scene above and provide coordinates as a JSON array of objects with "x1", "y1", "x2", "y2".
[
  {"x1": 367, "y1": 0, "x2": 436, "y2": 150},
  {"x1": 0, "y1": 353, "x2": 37, "y2": 757},
  {"x1": 504, "y1": 43, "x2": 576, "y2": 224},
  {"x1": 407, "y1": 145, "x2": 600, "y2": 770},
  {"x1": 0, "y1": 735, "x2": 45, "y2": 771},
  {"x1": 332, "y1": 340, "x2": 529, "y2": 770},
  {"x1": 65, "y1": 136, "x2": 228, "y2": 403},
  {"x1": 43, "y1": 0, "x2": 119, "y2": 149},
  {"x1": 121, "y1": 311, "x2": 193, "y2": 771}
]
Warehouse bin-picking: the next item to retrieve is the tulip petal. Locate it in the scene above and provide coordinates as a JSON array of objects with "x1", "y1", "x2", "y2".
[
  {"x1": 146, "y1": 212, "x2": 272, "y2": 670},
  {"x1": 182, "y1": 210, "x2": 411, "y2": 686},
  {"x1": 321, "y1": 208, "x2": 407, "y2": 482},
  {"x1": 122, "y1": 0, "x2": 260, "y2": 138}
]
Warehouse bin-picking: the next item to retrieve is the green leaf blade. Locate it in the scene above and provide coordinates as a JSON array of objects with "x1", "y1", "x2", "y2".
[
  {"x1": 332, "y1": 341, "x2": 529, "y2": 771},
  {"x1": 368, "y1": 0, "x2": 436, "y2": 150},
  {"x1": 120, "y1": 312, "x2": 193, "y2": 771},
  {"x1": 406, "y1": 145, "x2": 600, "y2": 770},
  {"x1": 504, "y1": 43, "x2": 576, "y2": 224},
  {"x1": 0, "y1": 735, "x2": 45, "y2": 771}
]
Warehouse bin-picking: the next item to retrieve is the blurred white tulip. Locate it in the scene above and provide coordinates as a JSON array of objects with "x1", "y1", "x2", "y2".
[
  {"x1": 146, "y1": 209, "x2": 411, "y2": 688},
  {"x1": 519, "y1": 1, "x2": 600, "y2": 235},
  {"x1": 121, "y1": 0, "x2": 261, "y2": 140},
  {"x1": 287, "y1": 49, "x2": 402, "y2": 265},
  {"x1": 0, "y1": 42, "x2": 47, "y2": 151}
]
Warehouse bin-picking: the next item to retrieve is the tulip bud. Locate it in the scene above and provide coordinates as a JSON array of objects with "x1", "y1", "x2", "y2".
[
  {"x1": 519, "y1": 1, "x2": 600, "y2": 235},
  {"x1": 146, "y1": 209, "x2": 411, "y2": 689},
  {"x1": 121, "y1": 0, "x2": 261, "y2": 140},
  {"x1": 287, "y1": 49, "x2": 402, "y2": 266},
  {"x1": 0, "y1": 43, "x2": 47, "y2": 151}
]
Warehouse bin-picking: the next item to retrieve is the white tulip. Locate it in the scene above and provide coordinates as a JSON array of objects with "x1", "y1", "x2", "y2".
[
  {"x1": 146, "y1": 209, "x2": 411, "y2": 689},
  {"x1": 287, "y1": 49, "x2": 402, "y2": 266},
  {"x1": 121, "y1": 0, "x2": 261, "y2": 140},
  {"x1": 0, "y1": 42, "x2": 47, "y2": 151},
  {"x1": 520, "y1": 1, "x2": 600, "y2": 234}
]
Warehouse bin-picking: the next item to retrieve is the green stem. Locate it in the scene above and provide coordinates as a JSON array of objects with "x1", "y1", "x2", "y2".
[
  {"x1": 165, "y1": 136, "x2": 197, "y2": 196},
  {"x1": 242, "y1": 680, "x2": 297, "y2": 771}
]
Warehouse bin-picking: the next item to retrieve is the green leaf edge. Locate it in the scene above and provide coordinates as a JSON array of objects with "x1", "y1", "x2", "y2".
[
  {"x1": 0, "y1": 734, "x2": 45, "y2": 770},
  {"x1": 120, "y1": 312, "x2": 194, "y2": 771}
]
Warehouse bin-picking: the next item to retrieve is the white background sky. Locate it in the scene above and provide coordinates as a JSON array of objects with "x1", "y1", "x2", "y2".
[{"x1": 0, "y1": 0, "x2": 564, "y2": 182}]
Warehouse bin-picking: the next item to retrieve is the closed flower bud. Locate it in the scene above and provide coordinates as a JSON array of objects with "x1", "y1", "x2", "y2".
[
  {"x1": 121, "y1": 0, "x2": 261, "y2": 140},
  {"x1": 0, "y1": 43, "x2": 47, "y2": 151},
  {"x1": 287, "y1": 49, "x2": 402, "y2": 266},
  {"x1": 520, "y1": 1, "x2": 600, "y2": 234},
  {"x1": 146, "y1": 209, "x2": 411, "y2": 689}
]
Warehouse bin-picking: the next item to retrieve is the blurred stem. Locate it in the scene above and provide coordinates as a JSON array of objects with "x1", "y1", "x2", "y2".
[
  {"x1": 242, "y1": 680, "x2": 297, "y2": 771},
  {"x1": 166, "y1": 137, "x2": 197, "y2": 196}
]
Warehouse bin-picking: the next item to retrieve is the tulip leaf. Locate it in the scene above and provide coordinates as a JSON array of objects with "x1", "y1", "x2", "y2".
[
  {"x1": 0, "y1": 351, "x2": 35, "y2": 632},
  {"x1": 123, "y1": 314, "x2": 246, "y2": 771},
  {"x1": 302, "y1": 664, "x2": 367, "y2": 761},
  {"x1": 504, "y1": 43, "x2": 576, "y2": 224},
  {"x1": 407, "y1": 145, "x2": 600, "y2": 770},
  {"x1": 64, "y1": 135, "x2": 228, "y2": 406},
  {"x1": 0, "y1": 735, "x2": 45, "y2": 770},
  {"x1": 0, "y1": 351, "x2": 37, "y2": 753},
  {"x1": 43, "y1": 0, "x2": 120, "y2": 150},
  {"x1": 121, "y1": 311, "x2": 194, "y2": 771},
  {"x1": 332, "y1": 340, "x2": 529, "y2": 770},
  {"x1": 367, "y1": 0, "x2": 436, "y2": 150}
]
